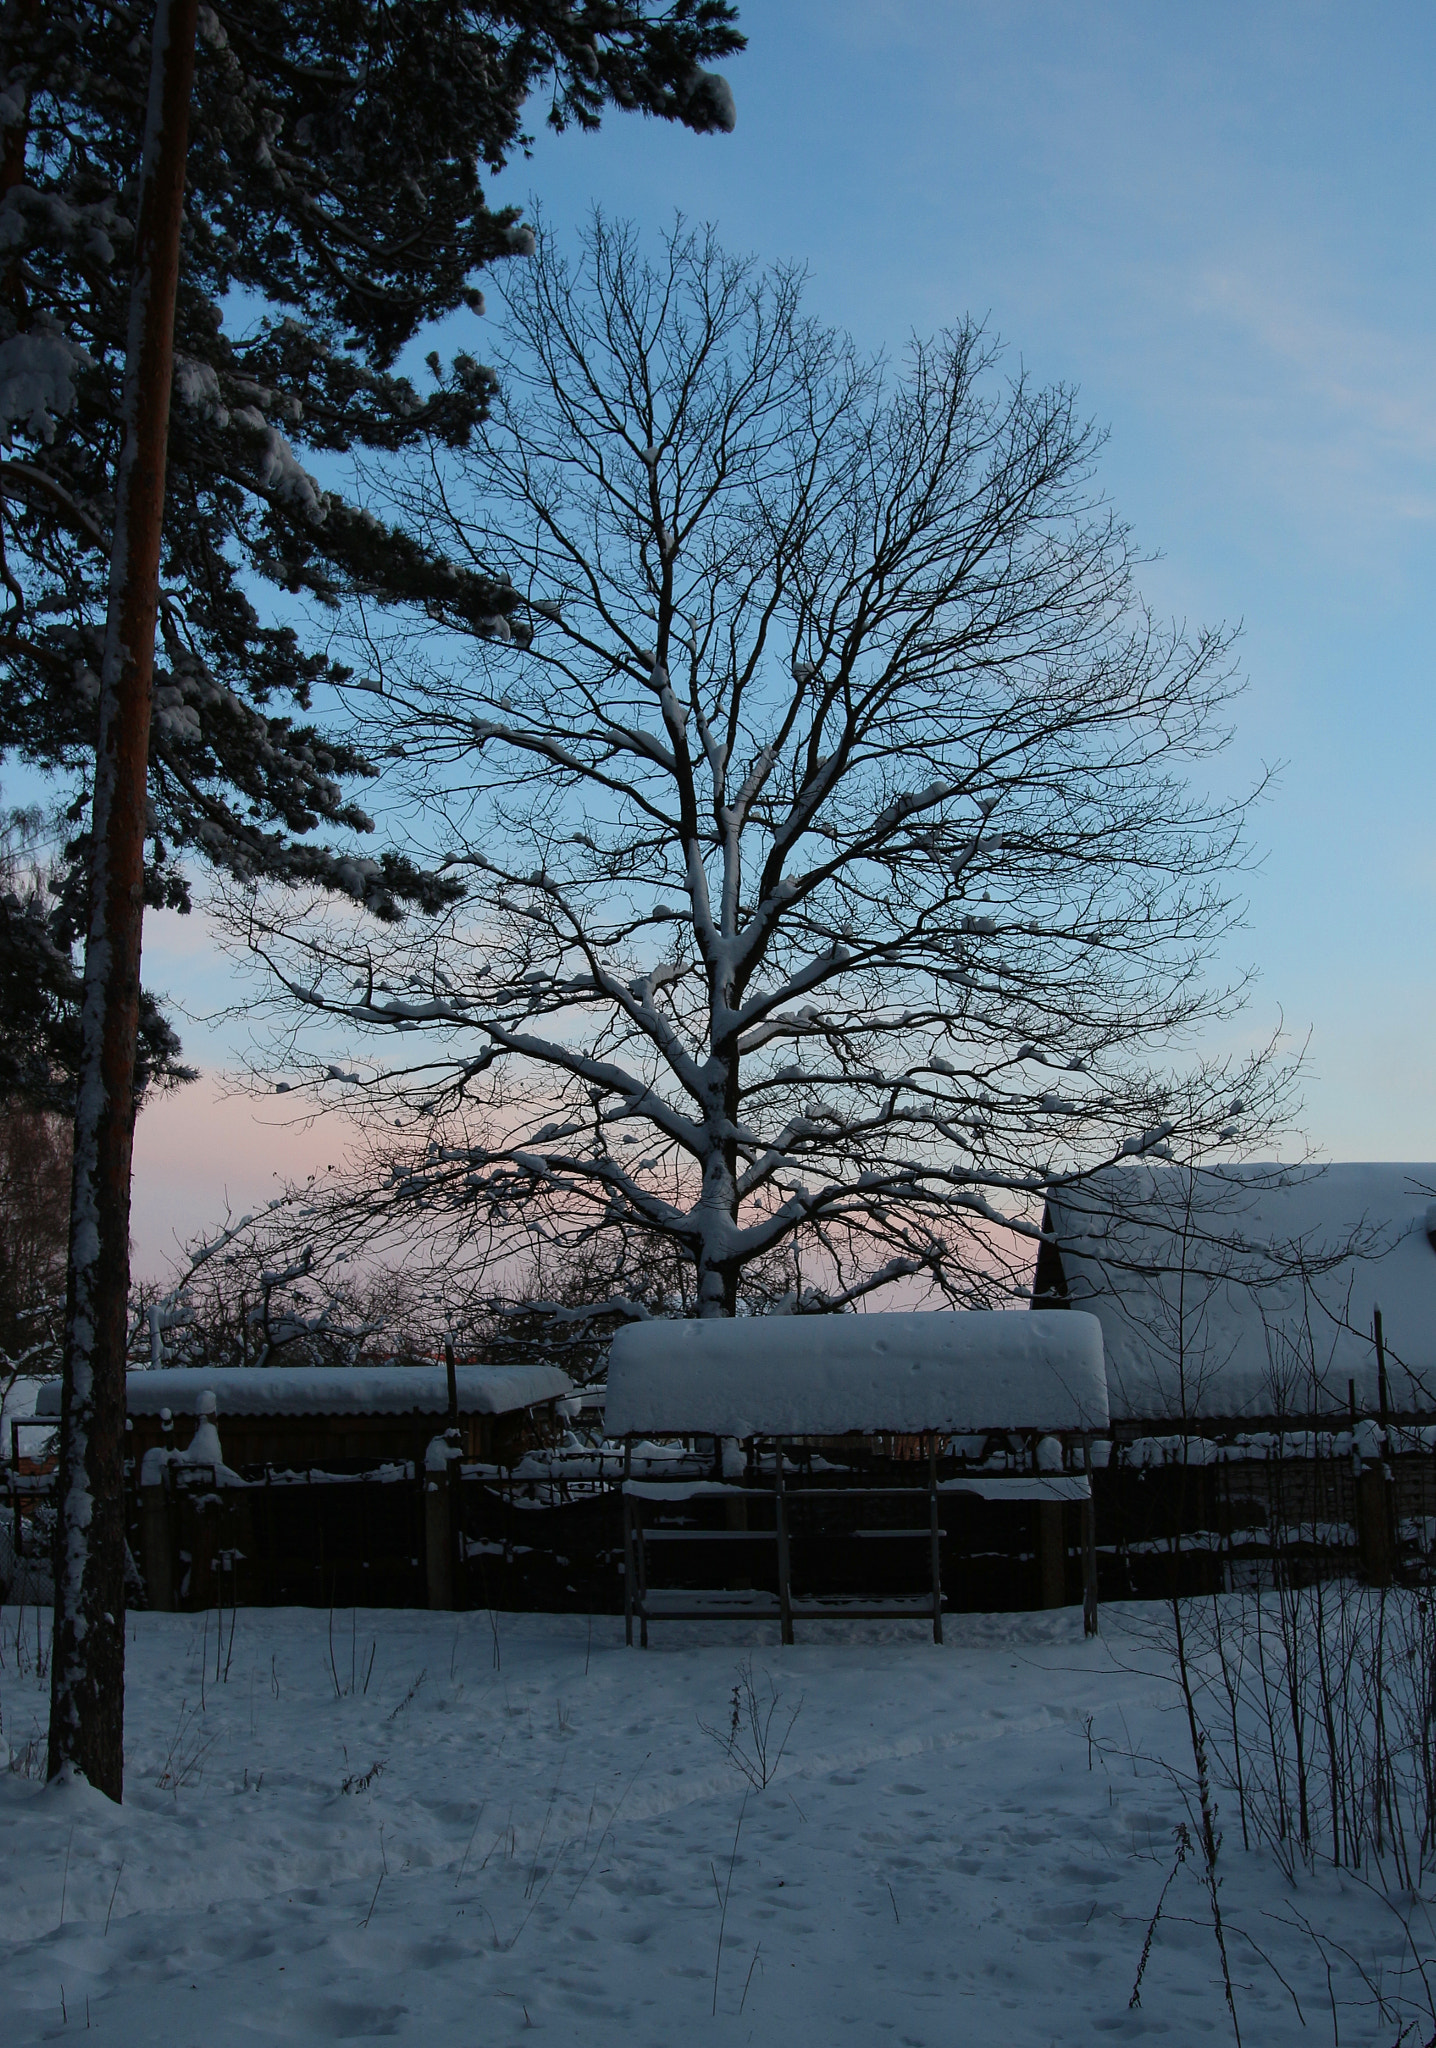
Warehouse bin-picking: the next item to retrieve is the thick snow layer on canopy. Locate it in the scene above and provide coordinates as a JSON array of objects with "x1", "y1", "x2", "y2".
[
  {"x1": 1042, "y1": 1162, "x2": 1436, "y2": 1420},
  {"x1": 34, "y1": 1364, "x2": 572, "y2": 1421},
  {"x1": 606, "y1": 1311, "x2": 1108, "y2": 1438}
]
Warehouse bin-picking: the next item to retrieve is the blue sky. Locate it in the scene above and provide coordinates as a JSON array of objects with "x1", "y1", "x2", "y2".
[{"x1": 129, "y1": 0, "x2": 1436, "y2": 1270}]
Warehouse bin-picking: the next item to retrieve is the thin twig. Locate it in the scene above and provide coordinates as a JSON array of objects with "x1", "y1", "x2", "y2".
[
  {"x1": 712, "y1": 1790, "x2": 749, "y2": 2017},
  {"x1": 103, "y1": 1858, "x2": 125, "y2": 1937},
  {"x1": 566, "y1": 1755, "x2": 647, "y2": 1911},
  {"x1": 360, "y1": 1826, "x2": 388, "y2": 1929},
  {"x1": 455, "y1": 1803, "x2": 488, "y2": 1888},
  {"x1": 739, "y1": 1942, "x2": 763, "y2": 2016},
  {"x1": 1129, "y1": 1825, "x2": 1189, "y2": 2010}
]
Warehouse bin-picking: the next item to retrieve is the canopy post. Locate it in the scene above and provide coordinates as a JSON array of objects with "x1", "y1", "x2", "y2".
[
  {"x1": 929, "y1": 1432, "x2": 944, "y2": 1645},
  {"x1": 622, "y1": 1437, "x2": 635, "y2": 1648},
  {"x1": 1081, "y1": 1432, "x2": 1100, "y2": 1637},
  {"x1": 636, "y1": 1471, "x2": 650, "y2": 1649},
  {"x1": 774, "y1": 1438, "x2": 794, "y2": 1646},
  {"x1": 444, "y1": 1337, "x2": 458, "y2": 1433}
]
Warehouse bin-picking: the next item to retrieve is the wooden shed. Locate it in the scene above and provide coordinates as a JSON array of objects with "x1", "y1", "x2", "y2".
[
  {"x1": 1036, "y1": 1162, "x2": 1436, "y2": 1427},
  {"x1": 36, "y1": 1362, "x2": 575, "y2": 1476},
  {"x1": 1035, "y1": 1163, "x2": 1436, "y2": 1591}
]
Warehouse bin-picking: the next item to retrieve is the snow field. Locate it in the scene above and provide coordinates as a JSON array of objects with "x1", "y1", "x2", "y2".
[{"x1": 1, "y1": 1601, "x2": 1430, "y2": 2044}]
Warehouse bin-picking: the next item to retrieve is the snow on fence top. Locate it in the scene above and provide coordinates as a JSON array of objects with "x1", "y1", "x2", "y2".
[
  {"x1": 1041, "y1": 1162, "x2": 1436, "y2": 1422},
  {"x1": 34, "y1": 1364, "x2": 573, "y2": 1420},
  {"x1": 605, "y1": 1311, "x2": 1108, "y2": 1439}
]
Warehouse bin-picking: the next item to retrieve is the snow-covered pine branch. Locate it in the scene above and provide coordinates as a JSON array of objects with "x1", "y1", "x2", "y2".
[{"x1": 0, "y1": 1, "x2": 743, "y2": 961}]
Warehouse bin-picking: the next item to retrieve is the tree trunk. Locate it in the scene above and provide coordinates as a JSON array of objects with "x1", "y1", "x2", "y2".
[
  {"x1": 690, "y1": 1051, "x2": 741, "y2": 1318},
  {"x1": 694, "y1": 1132, "x2": 739, "y2": 1317},
  {"x1": 48, "y1": 0, "x2": 199, "y2": 1801}
]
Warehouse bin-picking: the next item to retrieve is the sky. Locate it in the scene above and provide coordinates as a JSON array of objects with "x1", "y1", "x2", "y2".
[{"x1": 128, "y1": 0, "x2": 1436, "y2": 1278}]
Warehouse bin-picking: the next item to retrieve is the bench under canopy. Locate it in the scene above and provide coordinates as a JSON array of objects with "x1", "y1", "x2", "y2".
[{"x1": 605, "y1": 1309, "x2": 1109, "y2": 1440}]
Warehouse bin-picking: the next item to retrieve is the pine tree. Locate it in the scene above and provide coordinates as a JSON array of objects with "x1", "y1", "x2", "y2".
[
  {"x1": 0, "y1": 807, "x2": 190, "y2": 1110},
  {"x1": 2, "y1": 0, "x2": 741, "y2": 1801},
  {"x1": 1, "y1": 0, "x2": 741, "y2": 920}
]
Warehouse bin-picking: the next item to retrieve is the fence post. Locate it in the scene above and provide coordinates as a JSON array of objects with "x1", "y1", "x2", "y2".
[
  {"x1": 1080, "y1": 1434, "x2": 1100, "y2": 1637},
  {"x1": 139, "y1": 1450, "x2": 175, "y2": 1612},
  {"x1": 424, "y1": 1436, "x2": 457, "y2": 1611},
  {"x1": 1355, "y1": 1458, "x2": 1395, "y2": 1586},
  {"x1": 1350, "y1": 1412, "x2": 1394, "y2": 1587},
  {"x1": 1036, "y1": 1502, "x2": 1066, "y2": 1609},
  {"x1": 928, "y1": 1433, "x2": 944, "y2": 1646},
  {"x1": 774, "y1": 1438, "x2": 794, "y2": 1647}
]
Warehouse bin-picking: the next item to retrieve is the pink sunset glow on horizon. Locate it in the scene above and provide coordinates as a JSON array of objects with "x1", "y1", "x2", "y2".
[{"x1": 128, "y1": 1072, "x2": 351, "y2": 1283}]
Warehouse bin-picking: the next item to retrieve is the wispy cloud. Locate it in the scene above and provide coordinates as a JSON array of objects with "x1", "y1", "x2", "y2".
[{"x1": 1192, "y1": 264, "x2": 1436, "y2": 524}]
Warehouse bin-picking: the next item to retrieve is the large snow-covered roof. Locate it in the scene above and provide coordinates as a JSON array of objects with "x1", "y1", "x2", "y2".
[
  {"x1": 1042, "y1": 1163, "x2": 1436, "y2": 1421},
  {"x1": 605, "y1": 1311, "x2": 1108, "y2": 1438},
  {"x1": 34, "y1": 1364, "x2": 572, "y2": 1420}
]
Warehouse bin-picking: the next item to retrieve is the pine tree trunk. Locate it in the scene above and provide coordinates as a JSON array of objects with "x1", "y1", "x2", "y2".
[{"x1": 48, "y1": 0, "x2": 199, "y2": 1801}]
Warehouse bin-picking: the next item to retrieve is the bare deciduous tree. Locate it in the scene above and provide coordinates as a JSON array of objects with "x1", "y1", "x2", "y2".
[{"x1": 229, "y1": 218, "x2": 1288, "y2": 1321}]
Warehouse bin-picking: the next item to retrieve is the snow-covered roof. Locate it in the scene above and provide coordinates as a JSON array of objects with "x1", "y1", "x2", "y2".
[
  {"x1": 605, "y1": 1311, "x2": 1108, "y2": 1438},
  {"x1": 2, "y1": 1374, "x2": 45, "y2": 1425},
  {"x1": 34, "y1": 1364, "x2": 573, "y2": 1421},
  {"x1": 1042, "y1": 1163, "x2": 1436, "y2": 1421},
  {"x1": 1, "y1": 1374, "x2": 48, "y2": 1462}
]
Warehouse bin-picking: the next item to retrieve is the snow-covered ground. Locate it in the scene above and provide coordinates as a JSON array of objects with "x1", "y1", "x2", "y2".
[{"x1": 2, "y1": 1601, "x2": 1431, "y2": 2044}]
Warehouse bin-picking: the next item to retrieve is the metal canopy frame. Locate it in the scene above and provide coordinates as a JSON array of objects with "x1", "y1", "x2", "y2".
[{"x1": 620, "y1": 1432, "x2": 1100, "y2": 1648}]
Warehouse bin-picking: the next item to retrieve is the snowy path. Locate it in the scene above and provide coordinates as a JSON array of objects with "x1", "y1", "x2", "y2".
[{"x1": 0, "y1": 1603, "x2": 1426, "y2": 2043}]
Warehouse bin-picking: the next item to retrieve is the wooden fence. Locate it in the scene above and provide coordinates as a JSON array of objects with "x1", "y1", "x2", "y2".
[{"x1": 5, "y1": 1431, "x2": 1428, "y2": 1618}]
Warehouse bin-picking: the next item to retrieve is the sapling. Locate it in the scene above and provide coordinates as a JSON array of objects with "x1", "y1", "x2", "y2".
[{"x1": 699, "y1": 1656, "x2": 804, "y2": 1793}]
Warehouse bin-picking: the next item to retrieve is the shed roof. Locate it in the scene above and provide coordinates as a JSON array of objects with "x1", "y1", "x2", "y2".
[
  {"x1": 1041, "y1": 1162, "x2": 1436, "y2": 1421},
  {"x1": 605, "y1": 1310, "x2": 1108, "y2": 1438},
  {"x1": 35, "y1": 1363, "x2": 573, "y2": 1421}
]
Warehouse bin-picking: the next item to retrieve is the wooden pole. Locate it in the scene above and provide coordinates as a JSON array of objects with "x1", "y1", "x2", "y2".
[
  {"x1": 1359, "y1": 1315, "x2": 1397, "y2": 1585},
  {"x1": 622, "y1": 1438, "x2": 635, "y2": 1648},
  {"x1": 139, "y1": 1468, "x2": 175, "y2": 1613},
  {"x1": 49, "y1": 0, "x2": 201, "y2": 1801},
  {"x1": 444, "y1": 1336, "x2": 459, "y2": 1436},
  {"x1": 1374, "y1": 1308, "x2": 1390, "y2": 1433},
  {"x1": 1036, "y1": 1501, "x2": 1066, "y2": 1610},
  {"x1": 424, "y1": 1443, "x2": 456, "y2": 1611},
  {"x1": 1081, "y1": 1434, "x2": 1100, "y2": 1637},
  {"x1": 928, "y1": 1433, "x2": 944, "y2": 1646},
  {"x1": 774, "y1": 1439, "x2": 794, "y2": 1647}
]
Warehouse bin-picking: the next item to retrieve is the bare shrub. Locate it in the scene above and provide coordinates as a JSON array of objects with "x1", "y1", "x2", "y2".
[{"x1": 699, "y1": 1656, "x2": 804, "y2": 1792}]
